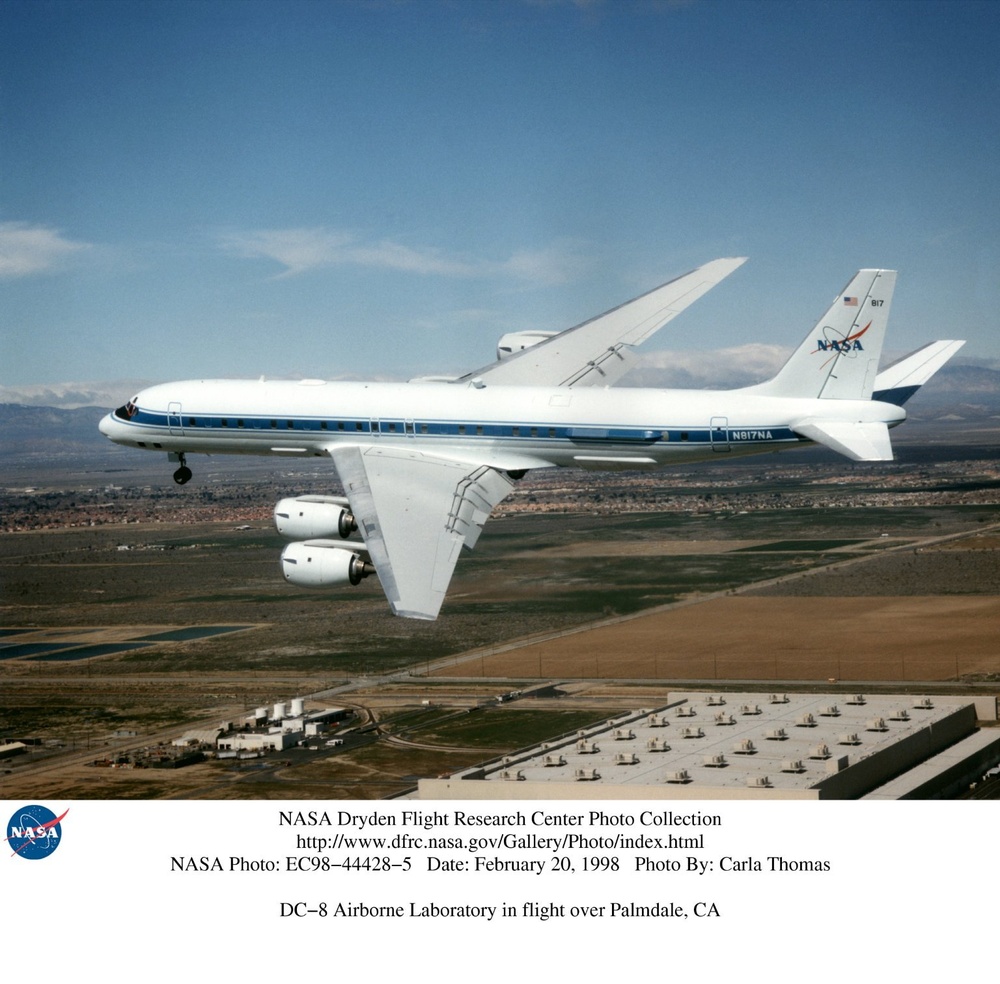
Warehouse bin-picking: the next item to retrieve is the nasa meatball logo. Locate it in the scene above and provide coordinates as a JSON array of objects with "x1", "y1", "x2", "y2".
[{"x1": 6, "y1": 805, "x2": 68, "y2": 860}]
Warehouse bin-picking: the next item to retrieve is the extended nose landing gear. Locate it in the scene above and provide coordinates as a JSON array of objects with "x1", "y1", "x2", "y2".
[{"x1": 169, "y1": 452, "x2": 192, "y2": 485}]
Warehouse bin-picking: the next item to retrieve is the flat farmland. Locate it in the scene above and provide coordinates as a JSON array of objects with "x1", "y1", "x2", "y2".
[{"x1": 2, "y1": 448, "x2": 999, "y2": 798}]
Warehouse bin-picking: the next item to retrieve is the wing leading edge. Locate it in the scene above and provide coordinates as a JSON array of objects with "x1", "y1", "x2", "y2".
[
  {"x1": 330, "y1": 446, "x2": 515, "y2": 619},
  {"x1": 460, "y1": 256, "x2": 747, "y2": 388}
]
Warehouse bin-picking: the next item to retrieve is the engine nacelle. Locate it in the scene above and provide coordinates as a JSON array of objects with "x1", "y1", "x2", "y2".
[
  {"x1": 280, "y1": 540, "x2": 373, "y2": 588},
  {"x1": 496, "y1": 330, "x2": 558, "y2": 360},
  {"x1": 274, "y1": 495, "x2": 357, "y2": 540}
]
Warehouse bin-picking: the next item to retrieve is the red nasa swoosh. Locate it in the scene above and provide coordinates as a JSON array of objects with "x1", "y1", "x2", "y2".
[
  {"x1": 6, "y1": 807, "x2": 69, "y2": 856},
  {"x1": 813, "y1": 320, "x2": 872, "y2": 352}
]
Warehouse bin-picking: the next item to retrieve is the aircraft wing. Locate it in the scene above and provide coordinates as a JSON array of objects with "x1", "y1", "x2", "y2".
[
  {"x1": 459, "y1": 256, "x2": 747, "y2": 388},
  {"x1": 330, "y1": 445, "x2": 515, "y2": 619}
]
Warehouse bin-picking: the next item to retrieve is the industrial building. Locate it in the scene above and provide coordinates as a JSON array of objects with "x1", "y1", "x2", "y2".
[
  {"x1": 419, "y1": 691, "x2": 1000, "y2": 800},
  {"x1": 203, "y1": 699, "x2": 351, "y2": 754}
]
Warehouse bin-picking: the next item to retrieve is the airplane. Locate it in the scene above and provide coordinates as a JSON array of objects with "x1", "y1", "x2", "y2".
[{"x1": 99, "y1": 258, "x2": 964, "y2": 620}]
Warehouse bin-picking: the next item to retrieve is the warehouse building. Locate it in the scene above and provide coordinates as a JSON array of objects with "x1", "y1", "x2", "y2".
[{"x1": 419, "y1": 691, "x2": 1000, "y2": 800}]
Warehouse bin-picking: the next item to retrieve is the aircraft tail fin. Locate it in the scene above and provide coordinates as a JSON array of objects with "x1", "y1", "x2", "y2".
[
  {"x1": 873, "y1": 339, "x2": 965, "y2": 406},
  {"x1": 748, "y1": 269, "x2": 897, "y2": 400}
]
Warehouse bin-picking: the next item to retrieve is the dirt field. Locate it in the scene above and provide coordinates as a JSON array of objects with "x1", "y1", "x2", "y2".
[{"x1": 445, "y1": 594, "x2": 999, "y2": 682}]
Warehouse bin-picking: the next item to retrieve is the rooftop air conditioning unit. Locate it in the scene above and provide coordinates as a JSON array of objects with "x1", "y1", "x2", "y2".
[
  {"x1": 646, "y1": 738, "x2": 671, "y2": 752},
  {"x1": 733, "y1": 739, "x2": 757, "y2": 754},
  {"x1": 781, "y1": 760, "x2": 806, "y2": 773},
  {"x1": 706, "y1": 695, "x2": 726, "y2": 706},
  {"x1": 747, "y1": 776, "x2": 772, "y2": 788},
  {"x1": 574, "y1": 768, "x2": 600, "y2": 781},
  {"x1": 809, "y1": 743, "x2": 831, "y2": 759},
  {"x1": 666, "y1": 770, "x2": 692, "y2": 784},
  {"x1": 703, "y1": 754, "x2": 728, "y2": 768},
  {"x1": 714, "y1": 713, "x2": 736, "y2": 726},
  {"x1": 838, "y1": 732, "x2": 861, "y2": 745},
  {"x1": 679, "y1": 726, "x2": 705, "y2": 739},
  {"x1": 866, "y1": 718, "x2": 889, "y2": 732},
  {"x1": 820, "y1": 705, "x2": 840, "y2": 717},
  {"x1": 764, "y1": 728, "x2": 788, "y2": 740},
  {"x1": 796, "y1": 713, "x2": 817, "y2": 727},
  {"x1": 614, "y1": 752, "x2": 639, "y2": 765}
]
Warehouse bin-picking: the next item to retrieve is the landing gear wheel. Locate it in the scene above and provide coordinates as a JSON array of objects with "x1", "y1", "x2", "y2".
[{"x1": 173, "y1": 465, "x2": 192, "y2": 485}]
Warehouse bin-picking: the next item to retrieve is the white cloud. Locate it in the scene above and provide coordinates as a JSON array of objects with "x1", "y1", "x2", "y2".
[
  {"x1": 0, "y1": 380, "x2": 151, "y2": 409},
  {"x1": 500, "y1": 243, "x2": 595, "y2": 287},
  {"x1": 623, "y1": 344, "x2": 791, "y2": 389},
  {"x1": 0, "y1": 222, "x2": 90, "y2": 278},
  {"x1": 217, "y1": 227, "x2": 478, "y2": 279},
  {"x1": 217, "y1": 226, "x2": 592, "y2": 285}
]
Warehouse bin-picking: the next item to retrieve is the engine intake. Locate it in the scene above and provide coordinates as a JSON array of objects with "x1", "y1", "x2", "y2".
[
  {"x1": 280, "y1": 540, "x2": 374, "y2": 588},
  {"x1": 496, "y1": 330, "x2": 557, "y2": 360},
  {"x1": 274, "y1": 495, "x2": 357, "y2": 540}
]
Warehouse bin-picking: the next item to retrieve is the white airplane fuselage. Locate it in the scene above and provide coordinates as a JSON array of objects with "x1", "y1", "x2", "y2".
[{"x1": 99, "y1": 377, "x2": 906, "y2": 471}]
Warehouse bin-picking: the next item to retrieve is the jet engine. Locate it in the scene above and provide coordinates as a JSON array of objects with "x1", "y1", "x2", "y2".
[
  {"x1": 280, "y1": 540, "x2": 373, "y2": 588},
  {"x1": 274, "y1": 495, "x2": 357, "y2": 540},
  {"x1": 496, "y1": 330, "x2": 557, "y2": 360}
]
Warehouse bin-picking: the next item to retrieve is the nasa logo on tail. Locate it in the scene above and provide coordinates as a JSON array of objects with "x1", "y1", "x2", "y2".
[
  {"x1": 6, "y1": 804, "x2": 68, "y2": 860},
  {"x1": 814, "y1": 321, "x2": 871, "y2": 358}
]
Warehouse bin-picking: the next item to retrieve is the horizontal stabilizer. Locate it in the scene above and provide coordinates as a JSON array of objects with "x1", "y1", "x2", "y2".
[
  {"x1": 792, "y1": 419, "x2": 894, "y2": 461},
  {"x1": 873, "y1": 340, "x2": 965, "y2": 406}
]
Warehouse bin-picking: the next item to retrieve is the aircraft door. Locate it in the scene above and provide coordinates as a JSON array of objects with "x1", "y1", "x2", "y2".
[
  {"x1": 710, "y1": 416, "x2": 730, "y2": 452},
  {"x1": 168, "y1": 402, "x2": 183, "y2": 436}
]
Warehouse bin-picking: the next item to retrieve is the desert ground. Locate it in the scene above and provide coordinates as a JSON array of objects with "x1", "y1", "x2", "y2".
[{"x1": 2, "y1": 443, "x2": 999, "y2": 798}]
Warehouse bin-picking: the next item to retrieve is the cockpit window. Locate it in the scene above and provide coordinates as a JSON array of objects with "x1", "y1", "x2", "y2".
[{"x1": 114, "y1": 399, "x2": 139, "y2": 421}]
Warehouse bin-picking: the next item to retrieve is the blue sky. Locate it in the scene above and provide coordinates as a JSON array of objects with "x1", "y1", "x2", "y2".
[{"x1": 2, "y1": 0, "x2": 998, "y2": 404}]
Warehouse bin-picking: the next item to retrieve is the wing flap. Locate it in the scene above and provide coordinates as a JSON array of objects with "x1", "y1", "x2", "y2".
[{"x1": 331, "y1": 445, "x2": 514, "y2": 619}]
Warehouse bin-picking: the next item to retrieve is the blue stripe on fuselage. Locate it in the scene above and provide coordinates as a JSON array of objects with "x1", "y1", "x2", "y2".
[{"x1": 125, "y1": 409, "x2": 797, "y2": 446}]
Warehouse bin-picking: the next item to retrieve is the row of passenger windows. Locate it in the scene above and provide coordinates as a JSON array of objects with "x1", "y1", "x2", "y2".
[
  {"x1": 167, "y1": 415, "x2": 720, "y2": 442},
  {"x1": 182, "y1": 417, "x2": 564, "y2": 438}
]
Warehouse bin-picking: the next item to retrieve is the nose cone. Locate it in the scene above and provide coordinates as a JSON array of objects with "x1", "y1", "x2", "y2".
[{"x1": 99, "y1": 411, "x2": 129, "y2": 443}]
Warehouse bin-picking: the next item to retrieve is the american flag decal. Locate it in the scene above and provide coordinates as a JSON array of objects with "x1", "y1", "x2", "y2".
[{"x1": 843, "y1": 296, "x2": 858, "y2": 306}]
